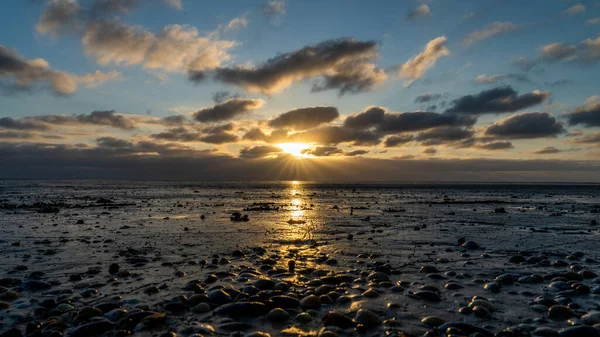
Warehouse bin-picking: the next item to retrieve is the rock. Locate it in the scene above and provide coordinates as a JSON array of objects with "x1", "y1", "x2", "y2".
[
  {"x1": 191, "y1": 303, "x2": 211, "y2": 313},
  {"x1": 20, "y1": 280, "x2": 51, "y2": 291},
  {"x1": 135, "y1": 313, "x2": 169, "y2": 331},
  {"x1": 559, "y1": 326, "x2": 600, "y2": 337},
  {"x1": 207, "y1": 289, "x2": 232, "y2": 305},
  {"x1": 533, "y1": 327, "x2": 560, "y2": 337},
  {"x1": 472, "y1": 306, "x2": 492, "y2": 319},
  {"x1": 214, "y1": 302, "x2": 267, "y2": 318},
  {"x1": 510, "y1": 255, "x2": 526, "y2": 263},
  {"x1": 582, "y1": 312, "x2": 600, "y2": 325},
  {"x1": 437, "y1": 323, "x2": 493, "y2": 337},
  {"x1": 270, "y1": 295, "x2": 300, "y2": 308},
  {"x1": 323, "y1": 311, "x2": 354, "y2": 328},
  {"x1": 253, "y1": 278, "x2": 276, "y2": 290},
  {"x1": 0, "y1": 328, "x2": 22, "y2": 337},
  {"x1": 363, "y1": 288, "x2": 379, "y2": 298},
  {"x1": 266, "y1": 308, "x2": 290, "y2": 322},
  {"x1": 367, "y1": 272, "x2": 389, "y2": 282},
  {"x1": 108, "y1": 264, "x2": 120, "y2": 275},
  {"x1": 0, "y1": 301, "x2": 9, "y2": 310},
  {"x1": 484, "y1": 282, "x2": 501, "y2": 293},
  {"x1": 218, "y1": 322, "x2": 253, "y2": 331},
  {"x1": 300, "y1": 295, "x2": 321, "y2": 309},
  {"x1": 549, "y1": 305, "x2": 576, "y2": 320},
  {"x1": 75, "y1": 306, "x2": 103, "y2": 323},
  {"x1": 354, "y1": 309, "x2": 380, "y2": 327},
  {"x1": 462, "y1": 241, "x2": 480, "y2": 250},
  {"x1": 421, "y1": 316, "x2": 445, "y2": 327},
  {"x1": 413, "y1": 291, "x2": 441, "y2": 302},
  {"x1": 143, "y1": 286, "x2": 159, "y2": 295},
  {"x1": 68, "y1": 320, "x2": 116, "y2": 337},
  {"x1": 419, "y1": 266, "x2": 440, "y2": 273},
  {"x1": 468, "y1": 299, "x2": 496, "y2": 312}
]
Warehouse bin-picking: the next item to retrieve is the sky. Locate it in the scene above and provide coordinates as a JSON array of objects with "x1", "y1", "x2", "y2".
[{"x1": 0, "y1": 0, "x2": 599, "y2": 181}]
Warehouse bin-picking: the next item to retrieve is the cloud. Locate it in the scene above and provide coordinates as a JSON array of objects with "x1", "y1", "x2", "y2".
[
  {"x1": 240, "y1": 144, "x2": 283, "y2": 158},
  {"x1": 533, "y1": 146, "x2": 561, "y2": 154},
  {"x1": 263, "y1": 0, "x2": 286, "y2": 17},
  {"x1": 587, "y1": 17, "x2": 600, "y2": 25},
  {"x1": 414, "y1": 93, "x2": 442, "y2": 103},
  {"x1": 197, "y1": 38, "x2": 385, "y2": 95},
  {"x1": 268, "y1": 106, "x2": 339, "y2": 130},
  {"x1": 445, "y1": 86, "x2": 551, "y2": 115},
  {"x1": 96, "y1": 136, "x2": 134, "y2": 148},
  {"x1": 344, "y1": 106, "x2": 475, "y2": 134},
  {"x1": 545, "y1": 79, "x2": 572, "y2": 87},
  {"x1": 567, "y1": 101, "x2": 600, "y2": 127},
  {"x1": 397, "y1": 36, "x2": 449, "y2": 84},
  {"x1": 0, "y1": 117, "x2": 51, "y2": 131},
  {"x1": 484, "y1": 112, "x2": 566, "y2": 139},
  {"x1": 160, "y1": 115, "x2": 188, "y2": 126},
  {"x1": 164, "y1": 0, "x2": 183, "y2": 10},
  {"x1": 0, "y1": 131, "x2": 37, "y2": 140},
  {"x1": 572, "y1": 132, "x2": 600, "y2": 144},
  {"x1": 2, "y1": 141, "x2": 600, "y2": 182},
  {"x1": 476, "y1": 141, "x2": 514, "y2": 151},
  {"x1": 243, "y1": 128, "x2": 288, "y2": 143},
  {"x1": 345, "y1": 149, "x2": 369, "y2": 156},
  {"x1": 76, "y1": 70, "x2": 122, "y2": 88},
  {"x1": 37, "y1": 1, "x2": 234, "y2": 73},
  {"x1": 0, "y1": 45, "x2": 78, "y2": 95},
  {"x1": 226, "y1": 16, "x2": 248, "y2": 31},
  {"x1": 474, "y1": 73, "x2": 532, "y2": 84},
  {"x1": 415, "y1": 126, "x2": 475, "y2": 146},
  {"x1": 384, "y1": 134, "x2": 414, "y2": 147},
  {"x1": 150, "y1": 127, "x2": 238, "y2": 144},
  {"x1": 27, "y1": 110, "x2": 137, "y2": 130},
  {"x1": 83, "y1": 22, "x2": 235, "y2": 72},
  {"x1": 564, "y1": 4, "x2": 585, "y2": 15},
  {"x1": 302, "y1": 146, "x2": 343, "y2": 157},
  {"x1": 407, "y1": 4, "x2": 431, "y2": 20},
  {"x1": 192, "y1": 98, "x2": 264, "y2": 123},
  {"x1": 463, "y1": 21, "x2": 518, "y2": 45},
  {"x1": 289, "y1": 126, "x2": 381, "y2": 146},
  {"x1": 522, "y1": 36, "x2": 600, "y2": 66},
  {"x1": 422, "y1": 147, "x2": 437, "y2": 155}
]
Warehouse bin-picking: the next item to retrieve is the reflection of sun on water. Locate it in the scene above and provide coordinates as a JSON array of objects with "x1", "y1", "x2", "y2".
[{"x1": 278, "y1": 143, "x2": 310, "y2": 158}]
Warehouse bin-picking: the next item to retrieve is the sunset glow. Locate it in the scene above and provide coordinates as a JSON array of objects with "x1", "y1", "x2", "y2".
[{"x1": 278, "y1": 143, "x2": 311, "y2": 158}]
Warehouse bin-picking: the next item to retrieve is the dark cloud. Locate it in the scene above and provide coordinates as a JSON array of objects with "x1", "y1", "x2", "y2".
[
  {"x1": 302, "y1": 146, "x2": 343, "y2": 157},
  {"x1": 572, "y1": 132, "x2": 600, "y2": 144},
  {"x1": 199, "y1": 39, "x2": 385, "y2": 95},
  {"x1": 289, "y1": 126, "x2": 381, "y2": 146},
  {"x1": 0, "y1": 131, "x2": 35, "y2": 139},
  {"x1": 193, "y1": 98, "x2": 264, "y2": 123},
  {"x1": 268, "y1": 106, "x2": 339, "y2": 130},
  {"x1": 445, "y1": 86, "x2": 550, "y2": 115},
  {"x1": 415, "y1": 126, "x2": 475, "y2": 146},
  {"x1": 384, "y1": 134, "x2": 414, "y2": 147},
  {"x1": 422, "y1": 147, "x2": 437, "y2": 155},
  {"x1": 161, "y1": 114, "x2": 187, "y2": 126},
  {"x1": 0, "y1": 117, "x2": 50, "y2": 131},
  {"x1": 97, "y1": 136, "x2": 134, "y2": 148},
  {"x1": 239, "y1": 145, "x2": 282, "y2": 158},
  {"x1": 201, "y1": 123, "x2": 234, "y2": 134},
  {"x1": 414, "y1": 93, "x2": 442, "y2": 104},
  {"x1": 242, "y1": 127, "x2": 288, "y2": 143},
  {"x1": 545, "y1": 79, "x2": 572, "y2": 87},
  {"x1": 212, "y1": 91, "x2": 239, "y2": 103},
  {"x1": 475, "y1": 141, "x2": 514, "y2": 150},
  {"x1": 345, "y1": 149, "x2": 369, "y2": 156},
  {"x1": 484, "y1": 112, "x2": 566, "y2": 139},
  {"x1": 567, "y1": 102, "x2": 600, "y2": 127},
  {"x1": 0, "y1": 45, "x2": 77, "y2": 95},
  {"x1": 25, "y1": 110, "x2": 137, "y2": 130},
  {"x1": 1, "y1": 141, "x2": 599, "y2": 182},
  {"x1": 343, "y1": 107, "x2": 385, "y2": 129},
  {"x1": 151, "y1": 127, "x2": 238, "y2": 144},
  {"x1": 344, "y1": 106, "x2": 474, "y2": 134},
  {"x1": 533, "y1": 146, "x2": 561, "y2": 154},
  {"x1": 36, "y1": 0, "x2": 81, "y2": 36},
  {"x1": 474, "y1": 73, "x2": 533, "y2": 84},
  {"x1": 517, "y1": 36, "x2": 600, "y2": 70}
]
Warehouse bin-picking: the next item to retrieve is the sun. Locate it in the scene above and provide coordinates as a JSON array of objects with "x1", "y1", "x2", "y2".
[{"x1": 278, "y1": 143, "x2": 310, "y2": 158}]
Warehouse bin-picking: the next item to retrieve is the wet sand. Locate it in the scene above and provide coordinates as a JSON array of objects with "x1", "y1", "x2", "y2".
[{"x1": 1, "y1": 181, "x2": 600, "y2": 337}]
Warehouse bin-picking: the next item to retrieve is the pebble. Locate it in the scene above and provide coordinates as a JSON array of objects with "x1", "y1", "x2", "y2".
[
  {"x1": 322, "y1": 311, "x2": 354, "y2": 328},
  {"x1": 267, "y1": 308, "x2": 290, "y2": 322},
  {"x1": 300, "y1": 295, "x2": 321, "y2": 309},
  {"x1": 421, "y1": 316, "x2": 445, "y2": 327},
  {"x1": 354, "y1": 309, "x2": 381, "y2": 327}
]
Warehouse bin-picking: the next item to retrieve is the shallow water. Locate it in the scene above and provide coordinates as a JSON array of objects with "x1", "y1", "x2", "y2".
[{"x1": 1, "y1": 180, "x2": 600, "y2": 336}]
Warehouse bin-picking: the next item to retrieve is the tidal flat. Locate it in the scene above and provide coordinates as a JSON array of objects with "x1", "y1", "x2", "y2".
[{"x1": 1, "y1": 181, "x2": 600, "y2": 337}]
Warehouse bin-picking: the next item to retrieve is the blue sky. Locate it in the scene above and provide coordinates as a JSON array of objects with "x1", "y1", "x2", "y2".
[{"x1": 0, "y1": 0, "x2": 599, "y2": 181}]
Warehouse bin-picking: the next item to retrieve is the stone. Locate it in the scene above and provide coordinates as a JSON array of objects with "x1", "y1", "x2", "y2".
[{"x1": 354, "y1": 309, "x2": 381, "y2": 327}]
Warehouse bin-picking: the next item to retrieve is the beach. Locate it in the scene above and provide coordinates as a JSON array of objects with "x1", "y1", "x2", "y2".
[{"x1": 1, "y1": 180, "x2": 600, "y2": 337}]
